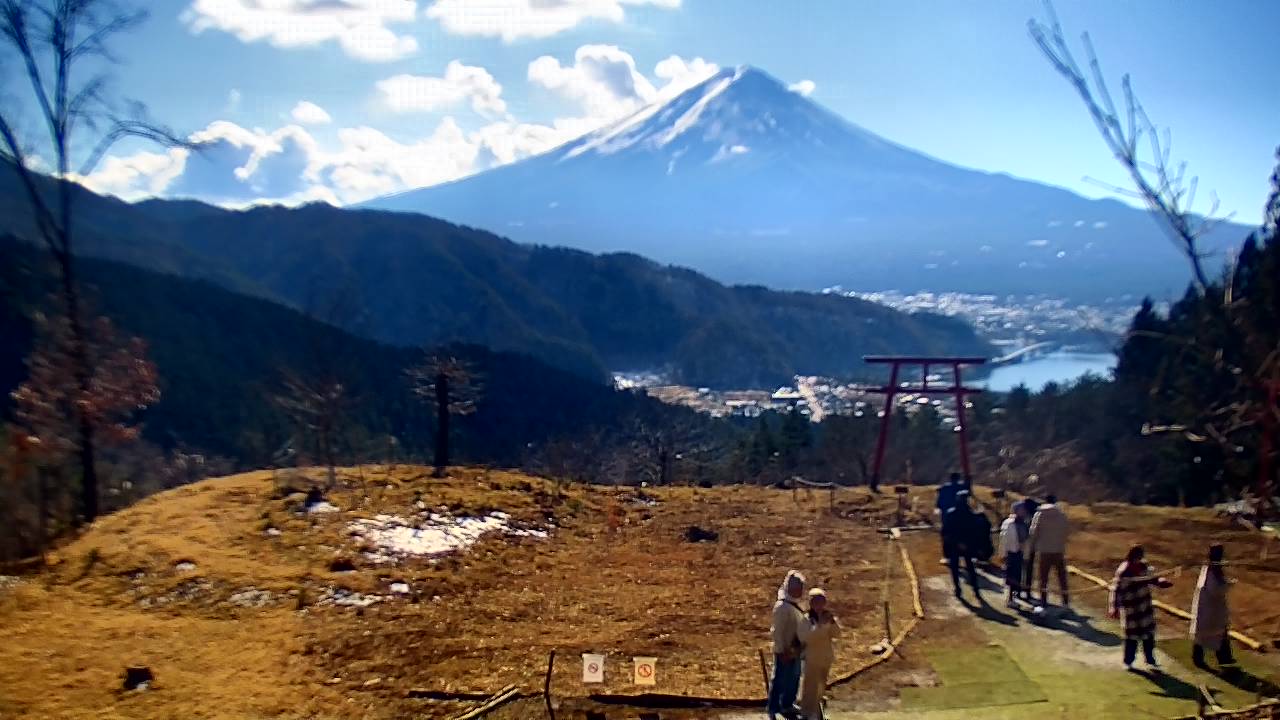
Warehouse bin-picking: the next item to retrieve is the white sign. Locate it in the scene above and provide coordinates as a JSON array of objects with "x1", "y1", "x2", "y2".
[
  {"x1": 582, "y1": 653, "x2": 605, "y2": 683},
  {"x1": 633, "y1": 656, "x2": 657, "y2": 686}
]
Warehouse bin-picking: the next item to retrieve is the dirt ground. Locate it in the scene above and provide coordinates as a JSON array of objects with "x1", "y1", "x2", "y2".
[
  {"x1": 3, "y1": 471, "x2": 1279, "y2": 720},
  {"x1": 0, "y1": 466, "x2": 920, "y2": 720}
]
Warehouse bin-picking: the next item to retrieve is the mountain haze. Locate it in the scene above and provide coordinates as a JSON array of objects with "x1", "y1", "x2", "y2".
[{"x1": 368, "y1": 65, "x2": 1244, "y2": 301}]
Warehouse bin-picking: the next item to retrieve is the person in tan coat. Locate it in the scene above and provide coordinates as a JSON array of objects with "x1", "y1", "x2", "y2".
[
  {"x1": 769, "y1": 570, "x2": 811, "y2": 720},
  {"x1": 800, "y1": 588, "x2": 841, "y2": 720},
  {"x1": 1028, "y1": 494, "x2": 1071, "y2": 607}
]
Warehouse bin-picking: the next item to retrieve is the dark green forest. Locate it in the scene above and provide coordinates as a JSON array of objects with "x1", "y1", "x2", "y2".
[{"x1": 0, "y1": 238, "x2": 717, "y2": 474}]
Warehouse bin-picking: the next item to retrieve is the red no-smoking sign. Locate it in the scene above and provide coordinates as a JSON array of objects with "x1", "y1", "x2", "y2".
[
  {"x1": 582, "y1": 653, "x2": 605, "y2": 683},
  {"x1": 633, "y1": 657, "x2": 657, "y2": 685}
]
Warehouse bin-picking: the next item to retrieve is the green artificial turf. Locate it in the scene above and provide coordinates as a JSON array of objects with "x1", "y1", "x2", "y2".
[{"x1": 900, "y1": 646, "x2": 1048, "y2": 711}]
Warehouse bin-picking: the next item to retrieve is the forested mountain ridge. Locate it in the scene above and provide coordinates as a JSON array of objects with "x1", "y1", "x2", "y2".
[
  {"x1": 0, "y1": 163, "x2": 992, "y2": 388},
  {"x1": 0, "y1": 237, "x2": 706, "y2": 468}
]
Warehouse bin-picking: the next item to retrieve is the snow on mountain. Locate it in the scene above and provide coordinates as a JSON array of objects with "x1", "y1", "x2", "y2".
[{"x1": 366, "y1": 65, "x2": 1244, "y2": 302}]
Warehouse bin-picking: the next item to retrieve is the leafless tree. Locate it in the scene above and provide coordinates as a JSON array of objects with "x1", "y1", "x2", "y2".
[
  {"x1": 1029, "y1": 1, "x2": 1231, "y2": 292},
  {"x1": 0, "y1": 0, "x2": 185, "y2": 523},
  {"x1": 274, "y1": 369, "x2": 346, "y2": 489},
  {"x1": 1030, "y1": 2, "x2": 1279, "y2": 505},
  {"x1": 407, "y1": 353, "x2": 481, "y2": 478},
  {"x1": 624, "y1": 413, "x2": 719, "y2": 486}
]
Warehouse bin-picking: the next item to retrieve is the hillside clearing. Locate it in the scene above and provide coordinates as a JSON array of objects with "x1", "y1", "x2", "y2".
[
  {"x1": 3, "y1": 470, "x2": 1280, "y2": 719},
  {"x1": 0, "y1": 467, "x2": 917, "y2": 719}
]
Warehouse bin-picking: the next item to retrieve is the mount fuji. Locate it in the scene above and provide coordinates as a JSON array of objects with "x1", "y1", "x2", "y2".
[{"x1": 367, "y1": 65, "x2": 1245, "y2": 301}]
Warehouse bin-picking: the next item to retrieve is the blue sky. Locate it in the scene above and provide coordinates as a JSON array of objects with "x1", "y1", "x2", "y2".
[{"x1": 11, "y1": 0, "x2": 1276, "y2": 222}]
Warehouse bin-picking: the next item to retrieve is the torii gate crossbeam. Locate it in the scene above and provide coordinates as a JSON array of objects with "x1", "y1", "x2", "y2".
[{"x1": 864, "y1": 355, "x2": 987, "y2": 492}]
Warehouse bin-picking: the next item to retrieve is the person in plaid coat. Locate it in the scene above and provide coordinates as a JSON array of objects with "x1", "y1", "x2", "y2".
[{"x1": 1109, "y1": 545, "x2": 1172, "y2": 669}]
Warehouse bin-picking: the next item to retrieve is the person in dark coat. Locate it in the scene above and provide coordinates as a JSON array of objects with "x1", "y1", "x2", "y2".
[
  {"x1": 942, "y1": 490, "x2": 990, "y2": 601},
  {"x1": 936, "y1": 472, "x2": 962, "y2": 514},
  {"x1": 1018, "y1": 497, "x2": 1041, "y2": 600}
]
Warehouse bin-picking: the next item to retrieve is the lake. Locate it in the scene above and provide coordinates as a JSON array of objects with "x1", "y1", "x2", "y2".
[{"x1": 981, "y1": 351, "x2": 1117, "y2": 392}]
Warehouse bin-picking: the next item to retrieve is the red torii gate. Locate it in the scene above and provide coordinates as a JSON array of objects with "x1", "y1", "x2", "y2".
[{"x1": 864, "y1": 356, "x2": 987, "y2": 492}]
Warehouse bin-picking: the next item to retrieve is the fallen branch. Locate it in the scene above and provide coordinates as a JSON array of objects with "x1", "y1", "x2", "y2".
[
  {"x1": 448, "y1": 685, "x2": 520, "y2": 720},
  {"x1": 586, "y1": 692, "x2": 764, "y2": 708}
]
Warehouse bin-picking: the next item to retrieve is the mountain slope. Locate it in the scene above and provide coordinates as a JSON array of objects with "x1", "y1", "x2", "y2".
[
  {"x1": 368, "y1": 65, "x2": 1245, "y2": 302},
  {"x1": 0, "y1": 237, "x2": 703, "y2": 466},
  {"x1": 0, "y1": 168, "x2": 992, "y2": 387}
]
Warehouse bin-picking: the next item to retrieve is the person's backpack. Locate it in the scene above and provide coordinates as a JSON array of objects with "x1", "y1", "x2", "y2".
[{"x1": 973, "y1": 513, "x2": 995, "y2": 561}]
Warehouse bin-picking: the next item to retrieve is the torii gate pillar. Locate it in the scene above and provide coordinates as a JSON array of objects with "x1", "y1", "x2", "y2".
[{"x1": 864, "y1": 356, "x2": 987, "y2": 492}]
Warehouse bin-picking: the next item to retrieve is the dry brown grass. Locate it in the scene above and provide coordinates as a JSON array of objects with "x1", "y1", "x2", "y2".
[{"x1": 0, "y1": 466, "x2": 920, "y2": 719}]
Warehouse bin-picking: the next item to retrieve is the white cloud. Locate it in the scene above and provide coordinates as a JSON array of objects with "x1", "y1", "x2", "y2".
[
  {"x1": 291, "y1": 101, "x2": 333, "y2": 125},
  {"x1": 425, "y1": 0, "x2": 680, "y2": 42},
  {"x1": 788, "y1": 79, "x2": 816, "y2": 97},
  {"x1": 377, "y1": 61, "x2": 507, "y2": 117},
  {"x1": 75, "y1": 47, "x2": 725, "y2": 208},
  {"x1": 225, "y1": 88, "x2": 242, "y2": 113},
  {"x1": 653, "y1": 55, "x2": 719, "y2": 101},
  {"x1": 75, "y1": 114, "x2": 582, "y2": 208},
  {"x1": 529, "y1": 44, "x2": 657, "y2": 120},
  {"x1": 182, "y1": 0, "x2": 420, "y2": 62},
  {"x1": 71, "y1": 150, "x2": 189, "y2": 201}
]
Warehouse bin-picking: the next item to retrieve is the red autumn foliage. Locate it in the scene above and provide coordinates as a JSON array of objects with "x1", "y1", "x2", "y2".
[{"x1": 10, "y1": 312, "x2": 160, "y2": 463}]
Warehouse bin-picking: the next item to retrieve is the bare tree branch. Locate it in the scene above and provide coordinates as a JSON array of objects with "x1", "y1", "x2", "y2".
[{"x1": 1029, "y1": 1, "x2": 1229, "y2": 291}]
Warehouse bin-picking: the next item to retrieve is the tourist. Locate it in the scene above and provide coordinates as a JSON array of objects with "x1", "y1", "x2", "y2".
[
  {"x1": 998, "y1": 501, "x2": 1030, "y2": 606},
  {"x1": 1109, "y1": 544, "x2": 1172, "y2": 669},
  {"x1": 1028, "y1": 494, "x2": 1070, "y2": 607},
  {"x1": 936, "y1": 472, "x2": 962, "y2": 515},
  {"x1": 800, "y1": 588, "x2": 841, "y2": 720},
  {"x1": 769, "y1": 570, "x2": 811, "y2": 720},
  {"x1": 1190, "y1": 544, "x2": 1237, "y2": 671},
  {"x1": 1019, "y1": 497, "x2": 1040, "y2": 600},
  {"x1": 942, "y1": 490, "x2": 990, "y2": 601}
]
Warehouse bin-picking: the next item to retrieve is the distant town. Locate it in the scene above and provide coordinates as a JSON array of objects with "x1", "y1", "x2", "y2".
[
  {"x1": 616, "y1": 291, "x2": 1143, "y2": 422},
  {"x1": 832, "y1": 288, "x2": 1150, "y2": 354}
]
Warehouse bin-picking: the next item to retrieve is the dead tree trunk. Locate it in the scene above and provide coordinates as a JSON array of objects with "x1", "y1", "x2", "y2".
[{"x1": 434, "y1": 371, "x2": 450, "y2": 478}]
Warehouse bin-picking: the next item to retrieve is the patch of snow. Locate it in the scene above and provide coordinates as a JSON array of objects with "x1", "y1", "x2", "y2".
[
  {"x1": 389, "y1": 582, "x2": 411, "y2": 594},
  {"x1": 307, "y1": 501, "x2": 339, "y2": 514},
  {"x1": 174, "y1": 561, "x2": 197, "y2": 572},
  {"x1": 319, "y1": 587, "x2": 381, "y2": 608},
  {"x1": 0, "y1": 575, "x2": 19, "y2": 592},
  {"x1": 657, "y1": 74, "x2": 737, "y2": 147},
  {"x1": 265, "y1": 527, "x2": 282, "y2": 537},
  {"x1": 347, "y1": 510, "x2": 545, "y2": 563}
]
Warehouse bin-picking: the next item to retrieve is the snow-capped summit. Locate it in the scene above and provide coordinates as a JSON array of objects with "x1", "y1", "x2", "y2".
[{"x1": 366, "y1": 65, "x2": 1239, "y2": 301}]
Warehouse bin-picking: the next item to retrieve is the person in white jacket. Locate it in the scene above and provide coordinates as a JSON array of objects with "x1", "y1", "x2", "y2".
[
  {"x1": 800, "y1": 588, "x2": 841, "y2": 720},
  {"x1": 769, "y1": 570, "x2": 811, "y2": 720},
  {"x1": 1190, "y1": 544, "x2": 1237, "y2": 671},
  {"x1": 998, "y1": 502, "x2": 1031, "y2": 607}
]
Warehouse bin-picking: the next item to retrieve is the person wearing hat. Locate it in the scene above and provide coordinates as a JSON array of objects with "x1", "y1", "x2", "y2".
[
  {"x1": 769, "y1": 570, "x2": 811, "y2": 720},
  {"x1": 942, "y1": 490, "x2": 989, "y2": 601},
  {"x1": 800, "y1": 588, "x2": 841, "y2": 720}
]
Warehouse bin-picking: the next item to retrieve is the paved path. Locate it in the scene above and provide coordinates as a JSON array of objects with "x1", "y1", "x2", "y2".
[{"x1": 720, "y1": 566, "x2": 1273, "y2": 720}]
